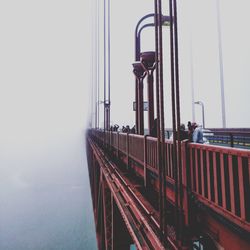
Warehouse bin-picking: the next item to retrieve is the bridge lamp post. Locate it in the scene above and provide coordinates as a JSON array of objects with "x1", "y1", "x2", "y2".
[
  {"x1": 132, "y1": 62, "x2": 147, "y2": 135},
  {"x1": 194, "y1": 101, "x2": 205, "y2": 128},
  {"x1": 140, "y1": 51, "x2": 156, "y2": 136},
  {"x1": 134, "y1": 14, "x2": 170, "y2": 134}
]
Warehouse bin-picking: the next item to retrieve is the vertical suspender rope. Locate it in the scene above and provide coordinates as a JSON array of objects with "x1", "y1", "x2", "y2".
[
  {"x1": 95, "y1": 0, "x2": 98, "y2": 129},
  {"x1": 91, "y1": 0, "x2": 95, "y2": 128},
  {"x1": 103, "y1": 0, "x2": 111, "y2": 136},
  {"x1": 169, "y1": 0, "x2": 183, "y2": 242},
  {"x1": 97, "y1": 0, "x2": 100, "y2": 129},
  {"x1": 155, "y1": 0, "x2": 167, "y2": 241},
  {"x1": 103, "y1": 0, "x2": 107, "y2": 144},
  {"x1": 169, "y1": 0, "x2": 180, "y2": 240},
  {"x1": 157, "y1": 0, "x2": 167, "y2": 239},
  {"x1": 107, "y1": 0, "x2": 111, "y2": 131},
  {"x1": 216, "y1": 0, "x2": 226, "y2": 128},
  {"x1": 154, "y1": 0, "x2": 163, "y2": 238},
  {"x1": 173, "y1": 0, "x2": 184, "y2": 242},
  {"x1": 190, "y1": 41, "x2": 195, "y2": 123}
]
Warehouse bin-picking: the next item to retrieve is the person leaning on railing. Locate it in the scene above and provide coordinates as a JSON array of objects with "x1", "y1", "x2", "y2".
[{"x1": 192, "y1": 122, "x2": 204, "y2": 143}]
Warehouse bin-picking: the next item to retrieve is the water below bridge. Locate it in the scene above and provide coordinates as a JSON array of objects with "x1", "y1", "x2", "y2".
[{"x1": 0, "y1": 135, "x2": 97, "y2": 250}]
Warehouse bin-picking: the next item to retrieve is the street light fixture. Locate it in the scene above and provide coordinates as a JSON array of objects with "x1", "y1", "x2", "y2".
[
  {"x1": 135, "y1": 15, "x2": 170, "y2": 60},
  {"x1": 133, "y1": 14, "x2": 170, "y2": 134},
  {"x1": 194, "y1": 101, "x2": 205, "y2": 128}
]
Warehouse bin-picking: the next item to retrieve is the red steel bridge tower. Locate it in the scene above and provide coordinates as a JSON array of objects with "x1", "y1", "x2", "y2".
[{"x1": 86, "y1": 0, "x2": 250, "y2": 249}]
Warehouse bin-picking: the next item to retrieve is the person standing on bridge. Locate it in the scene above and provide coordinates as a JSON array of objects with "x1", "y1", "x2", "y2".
[
  {"x1": 151, "y1": 118, "x2": 158, "y2": 137},
  {"x1": 187, "y1": 121, "x2": 194, "y2": 142},
  {"x1": 179, "y1": 123, "x2": 189, "y2": 140},
  {"x1": 192, "y1": 122, "x2": 204, "y2": 143}
]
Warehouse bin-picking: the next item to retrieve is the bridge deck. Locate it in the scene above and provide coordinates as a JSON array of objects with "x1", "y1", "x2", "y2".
[{"x1": 87, "y1": 129, "x2": 250, "y2": 249}]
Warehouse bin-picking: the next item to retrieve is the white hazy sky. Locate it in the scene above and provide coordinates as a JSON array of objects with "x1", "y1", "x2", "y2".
[
  {"x1": 0, "y1": 1, "x2": 97, "y2": 249},
  {"x1": 92, "y1": 0, "x2": 250, "y2": 129},
  {"x1": 0, "y1": 0, "x2": 92, "y2": 176}
]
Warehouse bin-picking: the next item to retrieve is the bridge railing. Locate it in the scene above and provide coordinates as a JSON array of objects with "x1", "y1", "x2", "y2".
[
  {"x1": 145, "y1": 136, "x2": 158, "y2": 171},
  {"x1": 90, "y1": 129, "x2": 250, "y2": 231},
  {"x1": 110, "y1": 131, "x2": 118, "y2": 148},
  {"x1": 165, "y1": 140, "x2": 175, "y2": 179},
  {"x1": 117, "y1": 132, "x2": 127, "y2": 154},
  {"x1": 189, "y1": 143, "x2": 250, "y2": 230},
  {"x1": 129, "y1": 134, "x2": 144, "y2": 164}
]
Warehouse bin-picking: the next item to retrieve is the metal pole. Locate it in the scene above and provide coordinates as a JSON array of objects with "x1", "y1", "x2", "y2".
[
  {"x1": 173, "y1": 0, "x2": 184, "y2": 242},
  {"x1": 91, "y1": 0, "x2": 95, "y2": 128},
  {"x1": 169, "y1": 0, "x2": 180, "y2": 240},
  {"x1": 94, "y1": 0, "x2": 97, "y2": 129},
  {"x1": 154, "y1": 0, "x2": 163, "y2": 237},
  {"x1": 201, "y1": 102, "x2": 205, "y2": 129},
  {"x1": 107, "y1": 0, "x2": 111, "y2": 130},
  {"x1": 135, "y1": 13, "x2": 155, "y2": 134},
  {"x1": 132, "y1": 63, "x2": 146, "y2": 135},
  {"x1": 135, "y1": 78, "x2": 139, "y2": 133},
  {"x1": 140, "y1": 51, "x2": 156, "y2": 136},
  {"x1": 104, "y1": 0, "x2": 106, "y2": 133},
  {"x1": 216, "y1": 0, "x2": 226, "y2": 128},
  {"x1": 138, "y1": 78, "x2": 144, "y2": 135},
  {"x1": 95, "y1": 0, "x2": 99, "y2": 129},
  {"x1": 135, "y1": 14, "x2": 155, "y2": 60},
  {"x1": 134, "y1": 14, "x2": 169, "y2": 134},
  {"x1": 190, "y1": 40, "x2": 196, "y2": 122},
  {"x1": 96, "y1": 0, "x2": 100, "y2": 128},
  {"x1": 157, "y1": 0, "x2": 167, "y2": 239},
  {"x1": 147, "y1": 71, "x2": 154, "y2": 135},
  {"x1": 103, "y1": 0, "x2": 111, "y2": 133},
  {"x1": 188, "y1": 1, "x2": 196, "y2": 123},
  {"x1": 135, "y1": 32, "x2": 140, "y2": 134}
]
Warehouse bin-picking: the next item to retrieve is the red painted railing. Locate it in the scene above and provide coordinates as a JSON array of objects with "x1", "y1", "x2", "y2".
[
  {"x1": 92, "y1": 129, "x2": 250, "y2": 232},
  {"x1": 118, "y1": 133, "x2": 127, "y2": 154},
  {"x1": 189, "y1": 143, "x2": 250, "y2": 230},
  {"x1": 129, "y1": 134, "x2": 144, "y2": 164},
  {"x1": 145, "y1": 136, "x2": 158, "y2": 171}
]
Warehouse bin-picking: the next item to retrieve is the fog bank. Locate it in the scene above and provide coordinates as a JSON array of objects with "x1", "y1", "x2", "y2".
[{"x1": 0, "y1": 0, "x2": 97, "y2": 249}]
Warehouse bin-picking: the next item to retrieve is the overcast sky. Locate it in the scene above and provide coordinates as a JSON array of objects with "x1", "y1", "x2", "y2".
[{"x1": 0, "y1": 1, "x2": 96, "y2": 249}]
